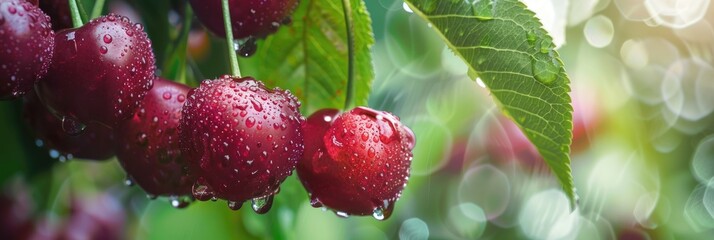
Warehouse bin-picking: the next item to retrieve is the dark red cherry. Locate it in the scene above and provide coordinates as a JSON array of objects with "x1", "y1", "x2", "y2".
[
  {"x1": 36, "y1": 13, "x2": 155, "y2": 129},
  {"x1": 37, "y1": 0, "x2": 72, "y2": 30},
  {"x1": 23, "y1": 91, "x2": 115, "y2": 161},
  {"x1": 297, "y1": 107, "x2": 415, "y2": 220},
  {"x1": 0, "y1": 0, "x2": 54, "y2": 100},
  {"x1": 115, "y1": 78, "x2": 193, "y2": 200},
  {"x1": 189, "y1": 0, "x2": 298, "y2": 39},
  {"x1": 180, "y1": 76, "x2": 304, "y2": 212}
]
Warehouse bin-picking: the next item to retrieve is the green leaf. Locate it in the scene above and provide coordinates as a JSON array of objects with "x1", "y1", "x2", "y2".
[
  {"x1": 239, "y1": 0, "x2": 374, "y2": 113},
  {"x1": 404, "y1": 0, "x2": 577, "y2": 207}
]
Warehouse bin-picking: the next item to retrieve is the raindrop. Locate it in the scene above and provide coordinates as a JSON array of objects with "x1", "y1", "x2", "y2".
[
  {"x1": 246, "y1": 117, "x2": 256, "y2": 128},
  {"x1": 334, "y1": 211, "x2": 350, "y2": 218},
  {"x1": 61, "y1": 116, "x2": 86, "y2": 136},
  {"x1": 192, "y1": 180, "x2": 215, "y2": 201},
  {"x1": 236, "y1": 38, "x2": 257, "y2": 57},
  {"x1": 103, "y1": 34, "x2": 113, "y2": 43},
  {"x1": 228, "y1": 201, "x2": 243, "y2": 210},
  {"x1": 124, "y1": 176, "x2": 135, "y2": 186},
  {"x1": 372, "y1": 207, "x2": 389, "y2": 220},
  {"x1": 251, "y1": 195, "x2": 274, "y2": 214},
  {"x1": 99, "y1": 46, "x2": 108, "y2": 54},
  {"x1": 170, "y1": 196, "x2": 190, "y2": 209},
  {"x1": 531, "y1": 51, "x2": 560, "y2": 85},
  {"x1": 471, "y1": 0, "x2": 494, "y2": 20}
]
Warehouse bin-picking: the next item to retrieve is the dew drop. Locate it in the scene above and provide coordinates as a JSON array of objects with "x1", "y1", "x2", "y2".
[
  {"x1": 192, "y1": 180, "x2": 215, "y2": 201},
  {"x1": 99, "y1": 46, "x2": 108, "y2": 54},
  {"x1": 61, "y1": 116, "x2": 86, "y2": 136},
  {"x1": 246, "y1": 117, "x2": 256, "y2": 128},
  {"x1": 238, "y1": 37, "x2": 257, "y2": 57},
  {"x1": 124, "y1": 176, "x2": 135, "y2": 186},
  {"x1": 8, "y1": 5, "x2": 17, "y2": 14},
  {"x1": 162, "y1": 91, "x2": 172, "y2": 100},
  {"x1": 251, "y1": 195, "x2": 274, "y2": 214},
  {"x1": 169, "y1": 196, "x2": 190, "y2": 209},
  {"x1": 228, "y1": 201, "x2": 243, "y2": 210},
  {"x1": 335, "y1": 211, "x2": 350, "y2": 218},
  {"x1": 531, "y1": 51, "x2": 560, "y2": 85},
  {"x1": 373, "y1": 208, "x2": 385, "y2": 220},
  {"x1": 103, "y1": 34, "x2": 113, "y2": 43},
  {"x1": 310, "y1": 196, "x2": 323, "y2": 207}
]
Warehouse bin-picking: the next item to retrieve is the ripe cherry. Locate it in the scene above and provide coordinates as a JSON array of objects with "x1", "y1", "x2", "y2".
[
  {"x1": 0, "y1": 0, "x2": 54, "y2": 100},
  {"x1": 23, "y1": 91, "x2": 115, "y2": 161},
  {"x1": 115, "y1": 78, "x2": 193, "y2": 203},
  {"x1": 36, "y1": 14, "x2": 155, "y2": 129},
  {"x1": 37, "y1": 0, "x2": 71, "y2": 30},
  {"x1": 180, "y1": 76, "x2": 304, "y2": 212},
  {"x1": 297, "y1": 107, "x2": 415, "y2": 220},
  {"x1": 189, "y1": 0, "x2": 298, "y2": 39}
]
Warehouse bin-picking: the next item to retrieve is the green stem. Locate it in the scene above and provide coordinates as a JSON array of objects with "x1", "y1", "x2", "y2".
[
  {"x1": 90, "y1": 0, "x2": 106, "y2": 19},
  {"x1": 68, "y1": 0, "x2": 83, "y2": 28},
  {"x1": 76, "y1": 0, "x2": 89, "y2": 22},
  {"x1": 341, "y1": 0, "x2": 356, "y2": 111},
  {"x1": 177, "y1": 5, "x2": 193, "y2": 84},
  {"x1": 221, "y1": 0, "x2": 242, "y2": 77}
]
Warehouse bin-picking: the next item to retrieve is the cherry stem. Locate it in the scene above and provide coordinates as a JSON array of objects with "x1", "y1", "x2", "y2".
[
  {"x1": 90, "y1": 0, "x2": 106, "y2": 19},
  {"x1": 68, "y1": 0, "x2": 83, "y2": 28},
  {"x1": 341, "y1": 0, "x2": 356, "y2": 111},
  {"x1": 177, "y1": 4, "x2": 193, "y2": 85},
  {"x1": 221, "y1": 0, "x2": 242, "y2": 77}
]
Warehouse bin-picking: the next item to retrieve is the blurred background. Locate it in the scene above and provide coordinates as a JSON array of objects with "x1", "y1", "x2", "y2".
[{"x1": 2, "y1": 0, "x2": 714, "y2": 239}]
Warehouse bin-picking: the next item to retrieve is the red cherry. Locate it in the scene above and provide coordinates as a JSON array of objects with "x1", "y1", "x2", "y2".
[
  {"x1": 180, "y1": 76, "x2": 304, "y2": 212},
  {"x1": 37, "y1": 0, "x2": 72, "y2": 30},
  {"x1": 189, "y1": 0, "x2": 298, "y2": 39},
  {"x1": 36, "y1": 13, "x2": 155, "y2": 129},
  {"x1": 115, "y1": 78, "x2": 193, "y2": 201},
  {"x1": 0, "y1": 0, "x2": 54, "y2": 100},
  {"x1": 23, "y1": 91, "x2": 115, "y2": 161},
  {"x1": 297, "y1": 107, "x2": 415, "y2": 220}
]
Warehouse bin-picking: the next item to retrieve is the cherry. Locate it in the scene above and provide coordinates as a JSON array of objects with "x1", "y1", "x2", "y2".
[
  {"x1": 179, "y1": 76, "x2": 304, "y2": 212},
  {"x1": 115, "y1": 78, "x2": 193, "y2": 201},
  {"x1": 37, "y1": 0, "x2": 71, "y2": 30},
  {"x1": 23, "y1": 91, "x2": 115, "y2": 161},
  {"x1": 36, "y1": 13, "x2": 156, "y2": 129},
  {"x1": 296, "y1": 107, "x2": 415, "y2": 220},
  {"x1": 189, "y1": 0, "x2": 298, "y2": 39},
  {"x1": 0, "y1": 0, "x2": 54, "y2": 100}
]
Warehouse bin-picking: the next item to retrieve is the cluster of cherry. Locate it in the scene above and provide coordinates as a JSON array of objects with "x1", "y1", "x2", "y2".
[{"x1": 0, "y1": 0, "x2": 415, "y2": 220}]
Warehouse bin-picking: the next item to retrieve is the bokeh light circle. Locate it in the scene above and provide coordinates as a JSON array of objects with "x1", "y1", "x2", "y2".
[
  {"x1": 518, "y1": 189, "x2": 581, "y2": 239},
  {"x1": 584, "y1": 15, "x2": 615, "y2": 48},
  {"x1": 661, "y1": 58, "x2": 714, "y2": 121},
  {"x1": 403, "y1": 116, "x2": 453, "y2": 176},
  {"x1": 692, "y1": 135, "x2": 714, "y2": 184},
  {"x1": 645, "y1": 0, "x2": 710, "y2": 29},
  {"x1": 446, "y1": 203, "x2": 487, "y2": 239},
  {"x1": 399, "y1": 218, "x2": 429, "y2": 240},
  {"x1": 458, "y1": 164, "x2": 511, "y2": 219}
]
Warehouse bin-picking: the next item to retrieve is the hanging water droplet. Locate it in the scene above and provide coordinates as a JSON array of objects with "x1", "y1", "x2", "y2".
[
  {"x1": 124, "y1": 176, "x2": 135, "y2": 186},
  {"x1": 169, "y1": 196, "x2": 190, "y2": 208},
  {"x1": 192, "y1": 181, "x2": 215, "y2": 201},
  {"x1": 310, "y1": 196, "x2": 323, "y2": 207},
  {"x1": 471, "y1": 0, "x2": 494, "y2": 20},
  {"x1": 531, "y1": 51, "x2": 560, "y2": 85},
  {"x1": 61, "y1": 116, "x2": 86, "y2": 136},
  {"x1": 251, "y1": 195, "x2": 274, "y2": 214},
  {"x1": 334, "y1": 211, "x2": 350, "y2": 218},
  {"x1": 373, "y1": 208, "x2": 385, "y2": 220},
  {"x1": 228, "y1": 201, "x2": 242, "y2": 210},
  {"x1": 239, "y1": 38, "x2": 257, "y2": 57}
]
